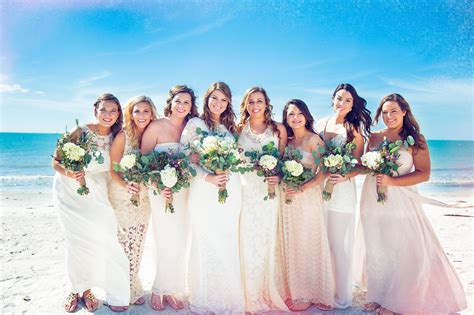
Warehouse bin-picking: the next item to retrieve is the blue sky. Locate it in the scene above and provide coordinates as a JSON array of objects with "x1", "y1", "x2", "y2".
[{"x1": 1, "y1": 0, "x2": 472, "y2": 139}]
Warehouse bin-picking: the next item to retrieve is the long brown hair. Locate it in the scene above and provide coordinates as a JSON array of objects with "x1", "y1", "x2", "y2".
[
  {"x1": 93, "y1": 93, "x2": 123, "y2": 138},
  {"x1": 374, "y1": 93, "x2": 425, "y2": 151},
  {"x1": 201, "y1": 81, "x2": 236, "y2": 134},
  {"x1": 282, "y1": 99, "x2": 316, "y2": 139},
  {"x1": 237, "y1": 87, "x2": 280, "y2": 137},
  {"x1": 124, "y1": 95, "x2": 158, "y2": 150},
  {"x1": 164, "y1": 85, "x2": 199, "y2": 123},
  {"x1": 331, "y1": 83, "x2": 372, "y2": 143}
]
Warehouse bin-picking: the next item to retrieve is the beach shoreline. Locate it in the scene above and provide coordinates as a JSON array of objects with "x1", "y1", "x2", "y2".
[{"x1": 1, "y1": 180, "x2": 473, "y2": 314}]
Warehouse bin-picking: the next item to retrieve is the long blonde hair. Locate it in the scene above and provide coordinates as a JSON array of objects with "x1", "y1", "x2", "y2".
[
  {"x1": 123, "y1": 95, "x2": 158, "y2": 149},
  {"x1": 237, "y1": 86, "x2": 279, "y2": 137},
  {"x1": 201, "y1": 81, "x2": 237, "y2": 134}
]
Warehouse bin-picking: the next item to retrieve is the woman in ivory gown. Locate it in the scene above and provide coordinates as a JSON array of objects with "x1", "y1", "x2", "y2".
[
  {"x1": 315, "y1": 83, "x2": 372, "y2": 308},
  {"x1": 109, "y1": 96, "x2": 158, "y2": 305},
  {"x1": 236, "y1": 87, "x2": 288, "y2": 312},
  {"x1": 180, "y1": 81, "x2": 245, "y2": 314},
  {"x1": 52, "y1": 93, "x2": 130, "y2": 312},
  {"x1": 276, "y1": 99, "x2": 335, "y2": 311},
  {"x1": 141, "y1": 85, "x2": 199, "y2": 311},
  {"x1": 357, "y1": 93, "x2": 467, "y2": 315}
]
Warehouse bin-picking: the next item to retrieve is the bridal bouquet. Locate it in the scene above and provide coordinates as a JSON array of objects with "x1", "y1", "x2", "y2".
[
  {"x1": 54, "y1": 120, "x2": 104, "y2": 195},
  {"x1": 361, "y1": 135, "x2": 415, "y2": 203},
  {"x1": 244, "y1": 141, "x2": 282, "y2": 200},
  {"x1": 281, "y1": 146, "x2": 314, "y2": 205},
  {"x1": 319, "y1": 141, "x2": 358, "y2": 201},
  {"x1": 143, "y1": 150, "x2": 196, "y2": 213},
  {"x1": 192, "y1": 128, "x2": 245, "y2": 204},
  {"x1": 113, "y1": 153, "x2": 148, "y2": 206}
]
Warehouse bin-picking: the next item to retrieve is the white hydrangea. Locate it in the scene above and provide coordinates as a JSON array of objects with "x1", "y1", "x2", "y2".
[
  {"x1": 259, "y1": 155, "x2": 278, "y2": 171},
  {"x1": 361, "y1": 151, "x2": 382, "y2": 170},
  {"x1": 202, "y1": 136, "x2": 219, "y2": 152},
  {"x1": 160, "y1": 165, "x2": 178, "y2": 188},
  {"x1": 323, "y1": 154, "x2": 344, "y2": 168},
  {"x1": 119, "y1": 154, "x2": 137, "y2": 170},
  {"x1": 218, "y1": 136, "x2": 235, "y2": 153},
  {"x1": 284, "y1": 160, "x2": 304, "y2": 177},
  {"x1": 63, "y1": 142, "x2": 85, "y2": 161}
]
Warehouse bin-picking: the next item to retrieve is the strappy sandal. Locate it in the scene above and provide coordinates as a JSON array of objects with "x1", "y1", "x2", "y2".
[
  {"x1": 151, "y1": 293, "x2": 165, "y2": 311},
  {"x1": 363, "y1": 302, "x2": 381, "y2": 312},
  {"x1": 376, "y1": 306, "x2": 394, "y2": 315},
  {"x1": 108, "y1": 305, "x2": 128, "y2": 312},
  {"x1": 165, "y1": 295, "x2": 184, "y2": 310},
  {"x1": 64, "y1": 293, "x2": 79, "y2": 313},
  {"x1": 133, "y1": 296, "x2": 146, "y2": 305},
  {"x1": 82, "y1": 290, "x2": 99, "y2": 312}
]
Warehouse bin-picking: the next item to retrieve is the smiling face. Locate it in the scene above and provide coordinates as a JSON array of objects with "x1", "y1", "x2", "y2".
[
  {"x1": 207, "y1": 89, "x2": 229, "y2": 119},
  {"x1": 131, "y1": 102, "x2": 153, "y2": 131},
  {"x1": 246, "y1": 91, "x2": 266, "y2": 119},
  {"x1": 286, "y1": 104, "x2": 306, "y2": 130},
  {"x1": 381, "y1": 100, "x2": 406, "y2": 130},
  {"x1": 332, "y1": 89, "x2": 353, "y2": 116},
  {"x1": 170, "y1": 92, "x2": 192, "y2": 119},
  {"x1": 95, "y1": 100, "x2": 120, "y2": 128}
]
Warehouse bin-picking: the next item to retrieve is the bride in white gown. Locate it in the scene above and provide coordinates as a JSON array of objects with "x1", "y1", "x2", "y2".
[
  {"x1": 140, "y1": 85, "x2": 199, "y2": 311},
  {"x1": 52, "y1": 93, "x2": 130, "y2": 312},
  {"x1": 315, "y1": 84, "x2": 372, "y2": 309},
  {"x1": 236, "y1": 87, "x2": 288, "y2": 312},
  {"x1": 180, "y1": 82, "x2": 245, "y2": 314}
]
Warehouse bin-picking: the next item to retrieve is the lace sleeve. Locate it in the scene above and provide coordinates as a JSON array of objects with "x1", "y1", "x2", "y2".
[{"x1": 179, "y1": 118, "x2": 211, "y2": 182}]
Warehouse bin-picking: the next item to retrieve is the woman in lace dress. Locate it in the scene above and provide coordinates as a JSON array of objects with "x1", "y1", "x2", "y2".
[
  {"x1": 52, "y1": 93, "x2": 130, "y2": 312},
  {"x1": 276, "y1": 99, "x2": 335, "y2": 311},
  {"x1": 141, "y1": 85, "x2": 199, "y2": 311},
  {"x1": 236, "y1": 87, "x2": 288, "y2": 312},
  {"x1": 180, "y1": 82, "x2": 245, "y2": 314},
  {"x1": 358, "y1": 94, "x2": 467, "y2": 315},
  {"x1": 109, "y1": 96, "x2": 158, "y2": 305},
  {"x1": 315, "y1": 83, "x2": 372, "y2": 308}
]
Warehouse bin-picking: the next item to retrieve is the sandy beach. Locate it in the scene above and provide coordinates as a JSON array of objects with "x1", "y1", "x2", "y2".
[{"x1": 1, "y1": 178, "x2": 472, "y2": 314}]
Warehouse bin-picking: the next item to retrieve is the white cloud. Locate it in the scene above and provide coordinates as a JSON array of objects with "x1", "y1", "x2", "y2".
[
  {"x1": 0, "y1": 83, "x2": 29, "y2": 93},
  {"x1": 0, "y1": 74, "x2": 8, "y2": 82},
  {"x1": 79, "y1": 71, "x2": 111, "y2": 86},
  {"x1": 35, "y1": 91, "x2": 46, "y2": 95}
]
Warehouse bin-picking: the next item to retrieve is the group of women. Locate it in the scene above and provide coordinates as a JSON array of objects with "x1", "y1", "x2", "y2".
[{"x1": 52, "y1": 82, "x2": 467, "y2": 314}]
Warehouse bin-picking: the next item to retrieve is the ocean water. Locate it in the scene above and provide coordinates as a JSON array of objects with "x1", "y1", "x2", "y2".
[{"x1": 0, "y1": 133, "x2": 473, "y2": 192}]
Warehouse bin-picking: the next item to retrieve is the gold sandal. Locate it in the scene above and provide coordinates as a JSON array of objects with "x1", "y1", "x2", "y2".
[
  {"x1": 82, "y1": 291, "x2": 99, "y2": 312},
  {"x1": 64, "y1": 293, "x2": 79, "y2": 313}
]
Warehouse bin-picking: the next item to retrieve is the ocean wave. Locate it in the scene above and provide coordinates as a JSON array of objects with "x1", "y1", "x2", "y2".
[
  {"x1": 427, "y1": 179, "x2": 474, "y2": 186},
  {"x1": 0, "y1": 175, "x2": 54, "y2": 181}
]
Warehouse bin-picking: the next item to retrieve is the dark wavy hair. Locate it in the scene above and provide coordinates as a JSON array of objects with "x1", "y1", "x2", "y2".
[
  {"x1": 282, "y1": 99, "x2": 316, "y2": 138},
  {"x1": 374, "y1": 93, "x2": 426, "y2": 151},
  {"x1": 164, "y1": 85, "x2": 199, "y2": 123},
  {"x1": 331, "y1": 83, "x2": 372, "y2": 142},
  {"x1": 93, "y1": 93, "x2": 123, "y2": 138},
  {"x1": 201, "y1": 81, "x2": 237, "y2": 134},
  {"x1": 237, "y1": 86, "x2": 280, "y2": 137}
]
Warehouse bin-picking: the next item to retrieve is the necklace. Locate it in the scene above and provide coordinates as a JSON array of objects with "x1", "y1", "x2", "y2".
[{"x1": 245, "y1": 122, "x2": 269, "y2": 143}]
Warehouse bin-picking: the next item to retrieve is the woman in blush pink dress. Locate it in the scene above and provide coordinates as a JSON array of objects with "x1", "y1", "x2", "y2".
[
  {"x1": 358, "y1": 93, "x2": 467, "y2": 315},
  {"x1": 276, "y1": 99, "x2": 335, "y2": 312}
]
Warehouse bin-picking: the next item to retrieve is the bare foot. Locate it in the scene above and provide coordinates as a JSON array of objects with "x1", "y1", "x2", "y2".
[
  {"x1": 165, "y1": 295, "x2": 184, "y2": 310},
  {"x1": 314, "y1": 302, "x2": 333, "y2": 311},
  {"x1": 151, "y1": 293, "x2": 165, "y2": 311},
  {"x1": 133, "y1": 296, "x2": 146, "y2": 305},
  {"x1": 363, "y1": 302, "x2": 381, "y2": 312},
  {"x1": 108, "y1": 305, "x2": 128, "y2": 312},
  {"x1": 64, "y1": 293, "x2": 79, "y2": 313},
  {"x1": 82, "y1": 290, "x2": 98, "y2": 312},
  {"x1": 377, "y1": 306, "x2": 394, "y2": 315}
]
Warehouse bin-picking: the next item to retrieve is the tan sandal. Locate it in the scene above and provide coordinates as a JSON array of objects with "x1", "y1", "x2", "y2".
[
  {"x1": 82, "y1": 290, "x2": 99, "y2": 312},
  {"x1": 151, "y1": 293, "x2": 165, "y2": 311},
  {"x1": 64, "y1": 293, "x2": 79, "y2": 313},
  {"x1": 363, "y1": 302, "x2": 381, "y2": 312},
  {"x1": 165, "y1": 295, "x2": 184, "y2": 310}
]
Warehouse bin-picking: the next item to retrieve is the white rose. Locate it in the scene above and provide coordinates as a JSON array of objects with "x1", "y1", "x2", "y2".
[
  {"x1": 160, "y1": 165, "x2": 178, "y2": 188},
  {"x1": 361, "y1": 151, "x2": 382, "y2": 170},
  {"x1": 202, "y1": 136, "x2": 218, "y2": 152},
  {"x1": 63, "y1": 142, "x2": 85, "y2": 161},
  {"x1": 284, "y1": 160, "x2": 304, "y2": 177},
  {"x1": 259, "y1": 155, "x2": 278, "y2": 171},
  {"x1": 324, "y1": 154, "x2": 344, "y2": 168},
  {"x1": 120, "y1": 154, "x2": 137, "y2": 170}
]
